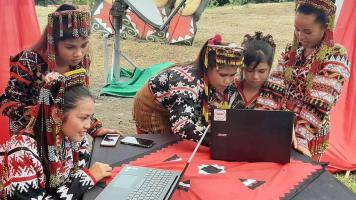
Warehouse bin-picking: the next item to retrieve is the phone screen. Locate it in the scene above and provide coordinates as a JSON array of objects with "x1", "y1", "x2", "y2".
[
  {"x1": 100, "y1": 134, "x2": 120, "y2": 147},
  {"x1": 120, "y1": 136, "x2": 154, "y2": 148}
]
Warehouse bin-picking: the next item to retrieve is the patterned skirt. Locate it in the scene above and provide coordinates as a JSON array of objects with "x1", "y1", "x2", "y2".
[{"x1": 133, "y1": 84, "x2": 171, "y2": 134}]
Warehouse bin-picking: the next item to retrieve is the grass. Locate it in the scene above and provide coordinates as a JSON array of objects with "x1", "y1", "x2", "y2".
[
  {"x1": 35, "y1": 3, "x2": 355, "y2": 193},
  {"x1": 335, "y1": 172, "x2": 356, "y2": 193},
  {"x1": 36, "y1": 3, "x2": 296, "y2": 87}
]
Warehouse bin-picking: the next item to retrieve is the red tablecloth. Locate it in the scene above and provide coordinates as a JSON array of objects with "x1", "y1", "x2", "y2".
[{"x1": 107, "y1": 140, "x2": 322, "y2": 200}]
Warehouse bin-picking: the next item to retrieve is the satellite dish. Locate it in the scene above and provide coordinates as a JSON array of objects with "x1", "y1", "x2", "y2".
[
  {"x1": 123, "y1": 0, "x2": 163, "y2": 28},
  {"x1": 123, "y1": 0, "x2": 187, "y2": 30}
]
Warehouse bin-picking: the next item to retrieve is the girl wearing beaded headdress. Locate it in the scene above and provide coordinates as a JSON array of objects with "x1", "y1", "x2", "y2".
[
  {"x1": 0, "y1": 4, "x2": 119, "y2": 136},
  {"x1": 230, "y1": 32, "x2": 276, "y2": 109},
  {"x1": 256, "y1": 0, "x2": 351, "y2": 161},
  {"x1": 0, "y1": 73, "x2": 113, "y2": 199},
  {"x1": 133, "y1": 34, "x2": 244, "y2": 145}
]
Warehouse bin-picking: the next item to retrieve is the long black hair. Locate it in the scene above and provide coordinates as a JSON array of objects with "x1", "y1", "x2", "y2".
[{"x1": 63, "y1": 86, "x2": 93, "y2": 113}]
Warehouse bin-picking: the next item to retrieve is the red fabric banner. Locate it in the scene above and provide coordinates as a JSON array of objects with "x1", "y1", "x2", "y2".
[
  {"x1": 0, "y1": 0, "x2": 40, "y2": 144},
  {"x1": 321, "y1": 0, "x2": 356, "y2": 172},
  {"x1": 108, "y1": 141, "x2": 322, "y2": 200}
]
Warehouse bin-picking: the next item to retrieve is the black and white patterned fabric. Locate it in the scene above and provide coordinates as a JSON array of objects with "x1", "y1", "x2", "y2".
[
  {"x1": 149, "y1": 65, "x2": 238, "y2": 144},
  {"x1": 0, "y1": 134, "x2": 96, "y2": 200}
]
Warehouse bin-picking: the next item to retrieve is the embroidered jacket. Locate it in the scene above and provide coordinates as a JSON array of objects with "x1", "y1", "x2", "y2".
[
  {"x1": 256, "y1": 44, "x2": 350, "y2": 159},
  {"x1": 149, "y1": 64, "x2": 240, "y2": 143},
  {"x1": 229, "y1": 81, "x2": 259, "y2": 109},
  {"x1": 0, "y1": 50, "x2": 101, "y2": 135},
  {"x1": 0, "y1": 134, "x2": 96, "y2": 199}
]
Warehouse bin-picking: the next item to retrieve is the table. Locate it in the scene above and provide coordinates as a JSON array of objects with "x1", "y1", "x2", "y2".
[{"x1": 83, "y1": 134, "x2": 356, "y2": 200}]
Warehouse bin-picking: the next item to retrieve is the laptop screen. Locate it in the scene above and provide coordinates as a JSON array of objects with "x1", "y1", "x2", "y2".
[{"x1": 211, "y1": 109, "x2": 294, "y2": 163}]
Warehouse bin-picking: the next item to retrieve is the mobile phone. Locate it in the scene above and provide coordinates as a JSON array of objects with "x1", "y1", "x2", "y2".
[
  {"x1": 120, "y1": 136, "x2": 154, "y2": 148},
  {"x1": 100, "y1": 134, "x2": 120, "y2": 147}
]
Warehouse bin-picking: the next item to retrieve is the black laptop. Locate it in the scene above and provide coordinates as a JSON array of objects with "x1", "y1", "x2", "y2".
[
  {"x1": 95, "y1": 126, "x2": 211, "y2": 200},
  {"x1": 210, "y1": 109, "x2": 295, "y2": 164}
]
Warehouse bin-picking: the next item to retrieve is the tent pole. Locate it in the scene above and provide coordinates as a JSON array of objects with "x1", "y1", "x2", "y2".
[
  {"x1": 110, "y1": 0, "x2": 127, "y2": 82},
  {"x1": 344, "y1": 170, "x2": 350, "y2": 178}
]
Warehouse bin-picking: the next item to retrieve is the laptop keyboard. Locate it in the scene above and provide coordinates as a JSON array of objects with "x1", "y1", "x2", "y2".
[{"x1": 126, "y1": 169, "x2": 177, "y2": 200}]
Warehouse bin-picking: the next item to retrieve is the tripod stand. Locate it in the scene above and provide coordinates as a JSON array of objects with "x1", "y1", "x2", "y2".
[
  {"x1": 107, "y1": 0, "x2": 136, "y2": 82},
  {"x1": 106, "y1": 0, "x2": 188, "y2": 83}
]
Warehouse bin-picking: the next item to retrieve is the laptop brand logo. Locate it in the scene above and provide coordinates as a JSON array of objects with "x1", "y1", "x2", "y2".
[
  {"x1": 217, "y1": 133, "x2": 228, "y2": 137},
  {"x1": 214, "y1": 109, "x2": 226, "y2": 121}
]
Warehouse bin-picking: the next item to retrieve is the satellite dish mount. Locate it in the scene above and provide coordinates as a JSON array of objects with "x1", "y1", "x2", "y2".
[{"x1": 107, "y1": 0, "x2": 188, "y2": 83}]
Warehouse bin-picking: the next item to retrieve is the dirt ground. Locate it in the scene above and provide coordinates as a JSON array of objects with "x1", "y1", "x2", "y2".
[
  {"x1": 92, "y1": 92, "x2": 136, "y2": 134},
  {"x1": 36, "y1": 2, "x2": 296, "y2": 134},
  {"x1": 89, "y1": 2, "x2": 296, "y2": 135},
  {"x1": 32, "y1": 3, "x2": 356, "y2": 191}
]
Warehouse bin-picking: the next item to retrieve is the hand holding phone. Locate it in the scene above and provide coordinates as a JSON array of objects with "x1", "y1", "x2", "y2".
[
  {"x1": 100, "y1": 134, "x2": 120, "y2": 147},
  {"x1": 120, "y1": 136, "x2": 154, "y2": 148}
]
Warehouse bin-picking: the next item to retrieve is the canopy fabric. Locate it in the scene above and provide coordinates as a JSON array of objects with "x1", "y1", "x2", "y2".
[
  {"x1": 91, "y1": 0, "x2": 209, "y2": 45},
  {"x1": 0, "y1": 0, "x2": 40, "y2": 144},
  {"x1": 321, "y1": 0, "x2": 356, "y2": 172},
  {"x1": 107, "y1": 140, "x2": 323, "y2": 199},
  {"x1": 100, "y1": 62, "x2": 173, "y2": 97}
]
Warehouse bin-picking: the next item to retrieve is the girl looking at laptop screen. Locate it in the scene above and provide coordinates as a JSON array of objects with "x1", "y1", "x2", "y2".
[
  {"x1": 0, "y1": 73, "x2": 113, "y2": 199},
  {"x1": 256, "y1": 0, "x2": 350, "y2": 161},
  {"x1": 133, "y1": 34, "x2": 244, "y2": 145},
  {"x1": 230, "y1": 32, "x2": 276, "y2": 109}
]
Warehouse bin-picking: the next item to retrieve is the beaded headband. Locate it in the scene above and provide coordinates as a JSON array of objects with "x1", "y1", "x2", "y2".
[
  {"x1": 205, "y1": 44, "x2": 244, "y2": 68},
  {"x1": 295, "y1": 0, "x2": 336, "y2": 16},
  {"x1": 47, "y1": 10, "x2": 91, "y2": 71}
]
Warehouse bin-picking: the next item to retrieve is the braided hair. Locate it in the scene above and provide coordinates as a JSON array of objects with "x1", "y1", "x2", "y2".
[{"x1": 241, "y1": 32, "x2": 276, "y2": 70}]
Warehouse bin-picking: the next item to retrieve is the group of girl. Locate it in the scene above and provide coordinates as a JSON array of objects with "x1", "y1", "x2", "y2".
[
  {"x1": 133, "y1": 0, "x2": 350, "y2": 162},
  {"x1": 0, "y1": 0, "x2": 350, "y2": 199}
]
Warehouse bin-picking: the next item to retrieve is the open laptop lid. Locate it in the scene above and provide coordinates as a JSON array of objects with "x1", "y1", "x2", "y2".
[
  {"x1": 210, "y1": 109, "x2": 295, "y2": 164},
  {"x1": 166, "y1": 125, "x2": 211, "y2": 200},
  {"x1": 181, "y1": 125, "x2": 210, "y2": 177}
]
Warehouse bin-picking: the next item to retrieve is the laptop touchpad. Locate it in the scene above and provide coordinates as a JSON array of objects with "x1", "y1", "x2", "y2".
[{"x1": 112, "y1": 175, "x2": 138, "y2": 188}]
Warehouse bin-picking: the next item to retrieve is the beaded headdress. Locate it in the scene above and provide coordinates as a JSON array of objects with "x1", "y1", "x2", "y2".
[
  {"x1": 24, "y1": 68, "x2": 88, "y2": 189},
  {"x1": 201, "y1": 34, "x2": 244, "y2": 124},
  {"x1": 294, "y1": 0, "x2": 337, "y2": 50},
  {"x1": 295, "y1": 0, "x2": 336, "y2": 16},
  {"x1": 47, "y1": 10, "x2": 91, "y2": 71},
  {"x1": 295, "y1": 0, "x2": 336, "y2": 43},
  {"x1": 205, "y1": 35, "x2": 244, "y2": 69}
]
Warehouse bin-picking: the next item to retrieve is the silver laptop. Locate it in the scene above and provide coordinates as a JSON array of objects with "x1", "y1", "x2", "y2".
[{"x1": 95, "y1": 125, "x2": 210, "y2": 200}]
